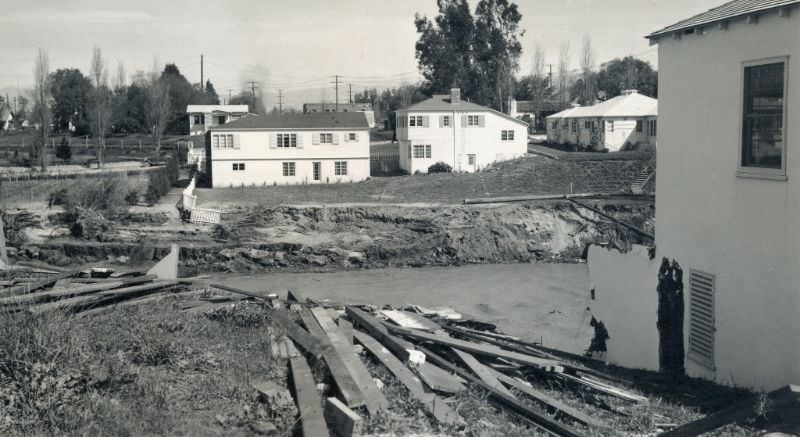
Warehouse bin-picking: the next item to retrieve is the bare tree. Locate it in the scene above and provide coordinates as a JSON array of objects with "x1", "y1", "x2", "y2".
[
  {"x1": 558, "y1": 41, "x2": 571, "y2": 108},
  {"x1": 529, "y1": 43, "x2": 550, "y2": 103},
  {"x1": 580, "y1": 34, "x2": 596, "y2": 105},
  {"x1": 113, "y1": 61, "x2": 127, "y2": 91},
  {"x1": 32, "y1": 48, "x2": 51, "y2": 171},
  {"x1": 88, "y1": 46, "x2": 112, "y2": 167},
  {"x1": 145, "y1": 58, "x2": 170, "y2": 153}
]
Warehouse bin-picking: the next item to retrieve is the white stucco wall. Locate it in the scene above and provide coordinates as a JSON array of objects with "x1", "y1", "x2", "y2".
[
  {"x1": 397, "y1": 110, "x2": 527, "y2": 173},
  {"x1": 656, "y1": 10, "x2": 800, "y2": 390},
  {"x1": 547, "y1": 116, "x2": 656, "y2": 151},
  {"x1": 588, "y1": 245, "x2": 661, "y2": 371},
  {"x1": 209, "y1": 129, "x2": 370, "y2": 187}
]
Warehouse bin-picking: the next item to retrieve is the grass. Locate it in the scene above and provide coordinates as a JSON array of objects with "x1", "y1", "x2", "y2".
[{"x1": 197, "y1": 154, "x2": 652, "y2": 209}]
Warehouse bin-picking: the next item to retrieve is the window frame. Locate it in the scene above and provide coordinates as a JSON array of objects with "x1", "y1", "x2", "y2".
[
  {"x1": 649, "y1": 119, "x2": 657, "y2": 137},
  {"x1": 501, "y1": 130, "x2": 515, "y2": 141},
  {"x1": 319, "y1": 133, "x2": 333, "y2": 144},
  {"x1": 442, "y1": 115, "x2": 450, "y2": 127},
  {"x1": 409, "y1": 115, "x2": 423, "y2": 127},
  {"x1": 334, "y1": 160, "x2": 348, "y2": 176},
  {"x1": 282, "y1": 162, "x2": 296, "y2": 177},
  {"x1": 737, "y1": 56, "x2": 789, "y2": 181},
  {"x1": 636, "y1": 120, "x2": 643, "y2": 133},
  {"x1": 413, "y1": 144, "x2": 431, "y2": 159},
  {"x1": 467, "y1": 115, "x2": 479, "y2": 127},
  {"x1": 348, "y1": 132, "x2": 357, "y2": 141}
]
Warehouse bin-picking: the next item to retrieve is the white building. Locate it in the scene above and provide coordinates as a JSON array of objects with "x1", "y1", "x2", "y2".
[
  {"x1": 0, "y1": 103, "x2": 12, "y2": 131},
  {"x1": 303, "y1": 102, "x2": 376, "y2": 128},
  {"x1": 546, "y1": 91, "x2": 657, "y2": 152},
  {"x1": 186, "y1": 105, "x2": 250, "y2": 169},
  {"x1": 589, "y1": 0, "x2": 799, "y2": 391},
  {"x1": 206, "y1": 112, "x2": 371, "y2": 187},
  {"x1": 396, "y1": 89, "x2": 528, "y2": 174}
]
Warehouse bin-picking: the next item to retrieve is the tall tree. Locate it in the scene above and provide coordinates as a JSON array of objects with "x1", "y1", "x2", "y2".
[
  {"x1": 32, "y1": 48, "x2": 51, "y2": 171},
  {"x1": 113, "y1": 61, "x2": 127, "y2": 92},
  {"x1": 557, "y1": 41, "x2": 571, "y2": 108},
  {"x1": 595, "y1": 56, "x2": 658, "y2": 99},
  {"x1": 161, "y1": 63, "x2": 195, "y2": 134},
  {"x1": 49, "y1": 68, "x2": 92, "y2": 134},
  {"x1": 472, "y1": 0, "x2": 523, "y2": 111},
  {"x1": 516, "y1": 42, "x2": 551, "y2": 105},
  {"x1": 204, "y1": 79, "x2": 220, "y2": 104},
  {"x1": 578, "y1": 34, "x2": 596, "y2": 105},
  {"x1": 88, "y1": 46, "x2": 112, "y2": 167},
  {"x1": 146, "y1": 61, "x2": 171, "y2": 152}
]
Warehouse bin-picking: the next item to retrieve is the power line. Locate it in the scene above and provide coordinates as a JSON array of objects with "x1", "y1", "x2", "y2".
[{"x1": 247, "y1": 81, "x2": 259, "y2": 109}]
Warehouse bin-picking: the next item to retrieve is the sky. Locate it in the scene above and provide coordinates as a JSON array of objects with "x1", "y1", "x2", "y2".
[{"x1": 0, "y1": 0, "x2": 724, "y2": 110}]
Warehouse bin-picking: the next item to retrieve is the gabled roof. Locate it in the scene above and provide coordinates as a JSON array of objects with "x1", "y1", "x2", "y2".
[
  {"x1": 399, "y1": 95, "x2": 528, "y2": 126},
  {"x1": 547, "y1": 92, "x2": 657, "y2": 119},
  {"x1": 211, "y1": 112, "x2": 370, "y2": 131},
  {"x1": 647, "y1": 0, "x2": 800, "y2": 39},
  {"x1": 186, "y1": 104, "x2": 250, "y2": 113}
]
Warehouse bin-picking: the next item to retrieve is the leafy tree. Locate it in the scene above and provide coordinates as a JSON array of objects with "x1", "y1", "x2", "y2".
[
  {"x1": 161, "y1": 63, "x2": 195, "y2": 134},
  {"x1": 229, "y1": 90, "x2": 264, "y2": 114},
  {"x1": 472, "y1": 0, "x2": 523, "y2": 111},
  {"x1": 55, "y1": 136, "x2": 71, "y2": 162},
  {"x1": 353, "y1": 87, "x2": 378, "y2": 105},
  {"x1": 49, "y1": 68, "x2": 92, "y2": 134},
  {"x1": 595, "y1": 56, "x2": 658, "y2": 99},
  {"x1": 204, "y1": 79, "x2": 220, "y2": 104}
]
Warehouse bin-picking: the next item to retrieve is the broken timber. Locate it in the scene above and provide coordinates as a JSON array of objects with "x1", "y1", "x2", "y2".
[
  {"x1": 353, "y1": 330, "x2": 462, "y2": 425},
  {"x1": 310, "y1": 307, "x2": 388, "y2": 416},
  {"x1": 288, "y1": 346, "x2": 331, "y2": 437},
  {"x1": 270, "y1": 310, "x2": 329, "y2": 359},
  {"x1": 415, "y1": 362, "x2": 466, "y2": 394},
  {"x1": 28, "y1": 281, "x2": 178, "y2": 314},
  {"x1": 346, "y1": 306, "x2": 424, "y2": 364},
  {"x1": 451, "y1": 349, "x2": 517, "y2": 399},
  {"x1": 558, "y1": 373, "x2": 648, "y2": 403},
  {"x1": 324, "y1": 397, "x2": 363, "y2": 437}
]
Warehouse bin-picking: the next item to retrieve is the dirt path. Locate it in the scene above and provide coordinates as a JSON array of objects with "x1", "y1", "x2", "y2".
[{"x1": 211, "y1": 262, "x2": 594, "y2": 355}]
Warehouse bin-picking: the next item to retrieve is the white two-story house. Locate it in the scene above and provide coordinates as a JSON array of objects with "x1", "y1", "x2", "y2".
[
  {"x1": 396, "y1": 89, "x2": 528, "y2": 173},
  {"x1": 186, "y1": 105, "x2": 250, "y2": 169},
  {"x1": 206, "y1": 112, "x2": 371, "y2": 187}
]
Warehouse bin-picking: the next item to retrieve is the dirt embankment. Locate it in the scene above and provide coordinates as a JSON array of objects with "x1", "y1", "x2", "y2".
[{"x1": 17, "y1": 200, "x2": 653, "y2": 274}]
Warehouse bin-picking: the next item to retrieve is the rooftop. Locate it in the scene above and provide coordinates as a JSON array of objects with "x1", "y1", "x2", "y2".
[
  {"x1": 186, "y1": 104, "x2": 250, "y2": 113},
  {"x1": 547, "y1": 91, "x2": 658, "y2": 120},
  {"x1": 401, "y1": 95, "x2": 528, "y2": 126},
  {"x1": 211, "y1": 112, "x2": 371, "y2": 131},
  {"x1": 646, "y1": 0, "x2": 800, "y2": 39}
]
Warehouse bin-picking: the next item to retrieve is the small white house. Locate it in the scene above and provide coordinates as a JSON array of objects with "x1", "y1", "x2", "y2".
[
  {"x1": 589, "y1": 0, "x2": 800, "y2": 391},
  {"x1": 0, "y1": 103, "x2": 12, "y2": 131},
  {"x1": 206, "y1": 112, "x2": 371, "y2": 187},
  {"x1": 396, "y1": 88, "x2": 528, "y2": 173},
  {"x1": 546, "y1": 91, "x2": 657, "y2": 152}
]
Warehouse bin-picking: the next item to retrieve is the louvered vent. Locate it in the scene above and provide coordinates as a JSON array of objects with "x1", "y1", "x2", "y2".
[{"x1": 688, "y1": 269, "x2": 716, "y2": 369}]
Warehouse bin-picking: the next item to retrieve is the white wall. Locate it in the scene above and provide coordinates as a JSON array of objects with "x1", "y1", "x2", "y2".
[
  {"x1": 547, "y1": 117, "x2": 655, "y2": 151},
  {"x1": 656, "y1": 10, "x2": 800, "y2": 390},
  {"x1": 397, "y1": 110, "x2": 527, "y2": 173},
  {"x1": 588, "y1": 245, "x2": 660, "y2": 371},
  {"x1": 209, "y1": 129, "x2": 370, "y2": 187}
]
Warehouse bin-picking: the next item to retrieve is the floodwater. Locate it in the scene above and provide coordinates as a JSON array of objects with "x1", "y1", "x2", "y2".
[{"x1": 212, "y1": 263, "x2": 593, "y2": 355}]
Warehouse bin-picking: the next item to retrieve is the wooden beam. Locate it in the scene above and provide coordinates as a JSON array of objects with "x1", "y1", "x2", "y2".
[
  {"x1": 76, "y1": 291, "x2": 174, "y2": 318},
  {"x1": 324, "y1": 397, "x2": 363, "y2": 437},
  {"x1": 381, "y1": 310, "x2": 442, "y2": 332},
  {"x1": 346, "y1": 307, "x2": 423, "y2": 364},
  {"x1": 463, "y1": 191, "x2": 626, "y2": 205},
  {"x1": 272, "y1": 310, "x2": 329, "y2": 358},
  {"x1": 310, "y1": 307, "x2": 388, "y2": 416},
  {"x1": 28, "y1": 281, "x2": 178, "y2": 314},
  {"x1": 451, "y1": 349, "x2": 517, "y2": 399},
  {"x1": 415, "y1": 362, "x2": 466, "y2": 394},
  {"x1": 0, "y1": 275, "x2": 155, "y2": 307},
  {"x1": 287, "y1": 289, "x2": 305, "y2": 303},
  {"x1": 558, "y1": 373, "x2": 648, "y2": 403},
  {"x1": 289, "y1": 350, "x2": 331, "y2": 437},
  {"x1": 337, "y1": 318, "x2": 354, "y2": 344},
  {"x1": 353, "y1": 330, "x2": 462, "y2": 425},
  {"x1": 386, "y1": 324, "x2": 564, "y2": 372}
]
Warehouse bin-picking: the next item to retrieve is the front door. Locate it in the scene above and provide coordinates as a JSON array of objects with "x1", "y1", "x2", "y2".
[
  {"x1": 312, "y1": 161, "x2": 321, "y2": 182},
  {"x1": 467, "y1": 154, "x2": 476, "y2": 171}
]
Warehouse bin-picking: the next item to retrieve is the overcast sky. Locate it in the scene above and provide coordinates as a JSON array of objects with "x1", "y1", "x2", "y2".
[{"x1": 1, "y1": 0, "x2": 723, "y2": 109}]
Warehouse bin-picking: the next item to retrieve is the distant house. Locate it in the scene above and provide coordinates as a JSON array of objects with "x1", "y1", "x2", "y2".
[
  {"x1": 588, "y1": 0, "x2": 799, "y2": 392},
  {"x1": 0, "y1": 103, "x2": 12, "y2": 131},
  {"x1": 186, "y1": 104, "x2": 250, "y2": 168},
  {"x1": 546, "y1": 90, "x2": 657, "y2": 152},
  {"x1": 395, "y1": 88, "x2": 528, "y2": 174},
  {"x1": 302, "y1": 102, "x2": 376, "y2": 128},
  {"x1": 206, "y1": 112, "x2": 370, "y2": 187},
  {"x1": 511, "y1": 99, "x2": 565, "y2": 133}
]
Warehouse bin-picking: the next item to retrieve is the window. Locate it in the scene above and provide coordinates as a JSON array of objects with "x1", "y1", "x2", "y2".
[
  {"x1": 636, "y1": 120, "x2": 643, "y2": 133},
  {"x1": 348, "y1": 132, "x2": 357, "y2": 141},
  {"x1": 584, "y1": 120, "x2": 592, "y2": 129},
  {"x1": 413, "y1": 144, "x2": 431, "y2": 159},
  {"x1": 320, "y1": 133, "x2": 333, "y2": 144},
  {"x1": 688, "y1": 269, "x2": 716, "y2": 369},
  {"x1": 193, "y1": 114, "x2": 204, "y2": 125},
  {"x1": 212, "y1": 135, "x2": 219, "y2": 148},
  {"x1": 552, "y1": 121, "x2": 558, "y2": 130},
  {"x1": 334, "y1": 161, "x2": 348, "y2": 176},
  {"x1": 501, "y1": 130, "x2": 515, "y2": 141},
  {"x1": 649, "y1": 120, "x2": 657, "y2": 137},
  {"x1": 442, "y1": 116, "x2": 450, "y2": 127},
  {"x1": 277, "y1": 133, "x2": 297, "y2": 148},
  {"x1": 467, "y1": 154, "x2": 476, "y2": 166},
  {"x1": 312, "y1": 162, "x2": 321, "y2": 181},
  {"x1": 282, "y1": 162, "x2": 296, "y2": 177},
  {"x1": 607, "y1": 120, "x2": 614, "y2": 133},
  {"x1": 741, "y1": 59, "x2": 787, "y2": 175},
  {"x1": 232, "y1": 162, "x2": 245, "y2": 171},
  {"x1": 467, "y1": 115, "x2": 480, "y2": 127},
  {"x1": 216, "y1": 115, "x2": 226, "y2": 125},
  {"x1": 409, "y1": 115, "x2": 423, "y2": 127},
  {"x1": 213, "y1": 134, "x2": 235, "y2": 148},
  {"x1": 571, "y1": 120, "x2": 577, "y2": 133}
]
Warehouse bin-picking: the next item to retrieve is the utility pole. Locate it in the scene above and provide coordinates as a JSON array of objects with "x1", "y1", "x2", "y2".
[
  {"x1": 227, "y1": 88, "x2": 233, "y2": 105},
  {"x1": 248, "y1": 81, "x2": 259, "y2": 112},
  {"x1": 200, "y1": 54, "x2": 204, "y2": 91},
  {"x1": 349, "y1": 84, "x2": 353, "y2": 104},
  {"x1": 331, "y1": 75, "x2": 341, "y2": 111},
  {"x1": 546, "y1": 64, "x2": 554, "y2": 88},
  {"x1": 277, "y1": 89, "x2": 283, "y2": 114}
]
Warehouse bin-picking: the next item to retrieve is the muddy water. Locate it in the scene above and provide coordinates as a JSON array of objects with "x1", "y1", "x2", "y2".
[{"x1": 212, "y1": 263, "x2": 593, "y2": 355}]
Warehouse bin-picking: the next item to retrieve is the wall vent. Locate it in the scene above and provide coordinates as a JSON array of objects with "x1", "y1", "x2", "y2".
[{"x1": 688, "y1": 269, "x2": 716, "y2": 369}]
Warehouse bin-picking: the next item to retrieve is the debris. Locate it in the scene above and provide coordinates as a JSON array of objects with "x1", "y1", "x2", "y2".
[
  {"x1": 288, "y1": 348, "x2": 330, "y2": 437},
  {"x1": 324, "y1": 397, "x2": 363, "y2": 437},
  {"x1": 415, "y1": 362, "x2": 466, "y2": 395},
  {"x1": 346, "y1": 306, "x2": 424, "y2": 365},
  {"x1": 252, "y1": 381, "x2": 294, "y2": 410},
  {"x1": 451, "y1": 349, "x2": 517, "y2": 399},
  {"x1": 381, "y1": 309, "x2": 442, "y2": 332},
  {"x1": 146, "y1": 243, "x2": 179, "y2": 280}
]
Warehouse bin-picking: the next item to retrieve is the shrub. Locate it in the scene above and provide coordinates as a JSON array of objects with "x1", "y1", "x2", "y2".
[
  {"x1": 55, "y1": 137, "x2": 71, "y2": 163},
  {"x1": 428, "y1": 162, "x2": 452, "y2": 173}
]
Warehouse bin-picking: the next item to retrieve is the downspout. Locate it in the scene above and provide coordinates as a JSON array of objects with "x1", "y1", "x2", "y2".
[{"x1": 452, "y1": 109, "x2": 457, "y2": 171}]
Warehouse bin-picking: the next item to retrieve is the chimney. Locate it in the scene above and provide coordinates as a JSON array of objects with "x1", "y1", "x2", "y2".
[
  {"x1": 507, "y1": 97, "x2": 518, "y2": 118},
  {"x1": 450, "y1": 88, "x2": 461, "y2": 105}
]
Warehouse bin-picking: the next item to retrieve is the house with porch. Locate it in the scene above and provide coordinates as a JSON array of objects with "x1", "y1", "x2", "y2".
[
  {"x1": 588, "y1": 0, "x2": 799, "y2": 391},
  {"x1": 396, "y1": 88, "x2": 528, "y2": 174},
  {"x1": 205, "y1": 112, "x2": 370, "y2": 187},
  {"x1": 546, "y1": 90, "x2": 657, "y2": 152}
]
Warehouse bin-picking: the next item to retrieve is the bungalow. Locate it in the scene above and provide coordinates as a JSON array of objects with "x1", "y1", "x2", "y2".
[
  {"x1": 546, "y1": 91, "x2": 657, "y2": 152},
  {"x1": 588, "y1": 0, "x2": 799, "y2": 391},
  {"x1": 205, "y1": 112, "x2": 370, "y2": 187},
  {"x1": 396, "y1": 88, "x2": 528, "y2": 174}
]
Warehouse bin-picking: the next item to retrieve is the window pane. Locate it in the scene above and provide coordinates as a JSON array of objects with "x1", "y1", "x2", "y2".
[{"x1": 742, "y1": 62, "x2": 784, "y2": 169}]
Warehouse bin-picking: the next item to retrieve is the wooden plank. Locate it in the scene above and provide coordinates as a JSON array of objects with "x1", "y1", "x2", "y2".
[
  {"x1": 337, "y1": 318, "x2": 353, "y2": 344},
  {"x1": 558, "y1": 373, "x2": 648, "y2": 403},
  {"x1": 287, "y1": 289, "x2": 305, "y2": 303},
  {"x1": 310, "y1": 307, "x2": 388, "y2": 416},
  {"x1": 271, "y1": 310, "x2": 329, "y2": 359},
  {"x1": 451, "y1": 349, "x2": 517, "y2": 399},
  {"x1": 0, "y1": 275, "x2": 155, "y2": 307},
  {"x1": 381, "y1": 309, "x2": 441, "y2": 332},
  {"x1": 345, "y1": 306, "x2": 423, "y2": 364},
  {"x1": 28, "y1": 281, "x2": 178, "y2": 314},
  {"x1": 298, "y1": 308, "x2": 367, "y2": 409},
  {"x1": 660, "y1": 385, "x2": 800, "y2": 437},
  {"x1": 1, "y1": 268, "x2": 80, "y2": 297},
  {"x1": 324, "y1": 397, "x2": 363, "y2": 437},
  {"x1": 76, "y1": 291, "x2": 173, "y2": 318},
  {"x1": 415, "y1": 362, "x2": 466, "y2": 394},
  {"x1": 289, "y1": 351, "x2": 331, "y2": 437},
  {"x1": 387, "y1": 324, "x2": 564, "y2": 372},
  {"x1": 353, "y1": 330, "x2": 462, "y2": 425},
  {"x1": 417, "y1": 345, "x2": 583, "y2": 437}
]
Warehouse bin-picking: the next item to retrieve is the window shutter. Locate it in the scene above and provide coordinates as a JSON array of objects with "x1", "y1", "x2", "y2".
[
  {"x1": 269, "y1": 134, "x2": 276, "y2": 149},
  {"x1": 422, "y1": 116, "x2": 430, "y2": 127},
  {"x1": 688, "y1": 269, "x2": 716, "y2": 369},
  {"x1": 478, "y1": 115, "x2": 486, "y2": 127},
  {"x1": 352, "y1": 133, "x2": 358, "y2": 142},
  {"x1": 296, "y1": 133, "x2": 303, "y2": 149},
  {"x1": 461, "y1": 115, "x2": 467, "y2": 127},
  {"x1": 439, "y1": 116, "x2": 444, "y2": 128},
  {"x1": 312, "y1": 133, "x2": 320, "y2": 145},
  {"x1": 233, "y1": 134, "x2": 240, "y2": 149},
  {"x1": 332, "y1": 133, "x2": 339, "y2": 145}
]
